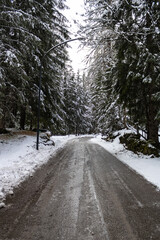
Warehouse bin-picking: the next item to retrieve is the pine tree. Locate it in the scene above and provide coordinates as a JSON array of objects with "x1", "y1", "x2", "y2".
[
  {"x1": 0, "y1": 0, "x2": 31, "y2": 128},
  {"x1": 112, "y1": 0, "x2": 160, "y2": 146},
  {"x1": 82, "y1": 0, "x2": 160, "y2": 146},
  {"x1": 0, "y1": 0, "x2": 70, "y2": 132},
  {"x1": 81, "y1": 0, "x2": 124, "y2": 134},
  {"x1": 63, "y1": 70, "x2": 92, "y2": 135}
]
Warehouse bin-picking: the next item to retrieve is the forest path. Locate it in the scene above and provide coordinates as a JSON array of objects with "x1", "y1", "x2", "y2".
[{"x1": 0, "y1": 137, "x2": 160, "y2": 240}]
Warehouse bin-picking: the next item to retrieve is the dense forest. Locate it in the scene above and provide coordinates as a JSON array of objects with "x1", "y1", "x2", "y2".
[
  {"x1": 0, "y1": 0, "x2": 160, "y2": 147},
  {"x1": 81, "y1": 0, "x2": 160, "y2": 147},
  {"x1": 0, "y1": 0, "x2": 92, "y2": 135}
]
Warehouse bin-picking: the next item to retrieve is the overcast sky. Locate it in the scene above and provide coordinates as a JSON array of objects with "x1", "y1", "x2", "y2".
[{"x1": 64, "y1": 0, "x2": 87, "y2": 74}]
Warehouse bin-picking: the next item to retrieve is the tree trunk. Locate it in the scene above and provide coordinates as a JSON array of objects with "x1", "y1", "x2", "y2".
[
  {"x1": 146, "y1": 102, "x2": 159, "y2": 147},
  {"x1": 0, "y1": 109, "x2": 6, "y2": 129},
  {"x1": 123, "y1": 107, "x2": 128, "y2": 129},
  {"x1": 0, "y1": 117, "x2": 5, "y2": 129},
  {"x1": 20, "y1": 107, "x2": 26, "y2": 130},
  {"x1": 145, "y1": 3, "x2": 159, "y2": 147},
  {"x1": 75, "y1": 126, "x2": 78, "y2": 136},
  {"x1": 29, "y1": 118, "x2": 33, "y2": 131}
]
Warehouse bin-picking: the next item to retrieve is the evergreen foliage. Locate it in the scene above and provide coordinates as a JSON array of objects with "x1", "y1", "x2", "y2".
[
  {"x1": 82, "y1": 0, "x2": 160, "y2": 146},
  {"x1": 1, "y1": 0, "x2": 159, "y2": 142},
  {"x1": 0, "y1": 0, "x2": 70, "y2": 132},
  {"x1": 63, "y1": 70, "x2": 92, "y2": 135},
  {"x1": 82, "y1": 0, "x2": 124, "y2": 134},
  {"x1": 112, "y1": 0, "x2": 160, "y2": 145}
]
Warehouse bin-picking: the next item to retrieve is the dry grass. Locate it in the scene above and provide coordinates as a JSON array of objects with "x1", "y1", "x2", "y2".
[
  {"x1": 13, "y1": 130, "x2": 37, "y2": 136},
  {"x1": 0, "y1": 130, "x2": 36, "y2": 141}
]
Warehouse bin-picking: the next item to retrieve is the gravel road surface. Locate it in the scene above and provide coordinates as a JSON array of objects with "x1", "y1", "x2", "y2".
[{"x1": 0, "y1": 137, "x2": 160, "y2": 240}]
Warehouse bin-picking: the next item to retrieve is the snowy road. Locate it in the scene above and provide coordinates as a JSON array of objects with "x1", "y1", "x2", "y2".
[{"x1": 0, "y1": 137, "x2": 160, "y2": 240}]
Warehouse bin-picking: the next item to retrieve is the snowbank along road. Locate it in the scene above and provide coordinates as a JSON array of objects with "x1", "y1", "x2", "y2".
[{"x1": 0, "y1": 137, "x2": 160, "y2": 240}]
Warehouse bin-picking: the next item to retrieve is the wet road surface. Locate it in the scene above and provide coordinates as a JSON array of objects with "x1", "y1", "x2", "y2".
[{"x1": 0, "y1": 137, "x2": 160, "y2": 240}]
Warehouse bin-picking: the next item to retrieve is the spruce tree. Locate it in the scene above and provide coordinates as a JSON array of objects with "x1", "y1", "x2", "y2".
[
  {"x1": 82, "y1": 0, "x2": 160, "y2": 146},
  {"x1": 112, "y1": 0, "x2": 160, "y2": 146},
  {"x1": 63, "y1": 70, "x2": 92, "y2": 135},
  {"x1": 0, "y1": 0, "x2": 70, "y2": 132},
  {"x1": 82, "y1": 0, "x2": 124, "y2": 134}
]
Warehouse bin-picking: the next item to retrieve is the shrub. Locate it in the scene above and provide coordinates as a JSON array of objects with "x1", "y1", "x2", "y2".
[{"x1": 120, "y1": 133, "x2": 159, "y2": 157}]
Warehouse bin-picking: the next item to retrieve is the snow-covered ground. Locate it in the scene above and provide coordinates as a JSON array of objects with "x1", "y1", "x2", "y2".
[
  {"x1": 0, "y1": 133, "x2": 76, "y2": 206},
  {"x1": 91, "y1": 130, "x2": 160, "y2": 191}
]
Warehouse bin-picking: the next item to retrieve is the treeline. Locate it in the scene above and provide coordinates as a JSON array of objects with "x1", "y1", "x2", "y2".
[
  {"x1": 1, "y1": 0, "x2": 160, "y2": 145},
  {"x1": 81, "y1": 0, "x2": 160, "y2": 146},
  {"x1": 0, "y1": 0, "x2": 92, "y2": 134}
]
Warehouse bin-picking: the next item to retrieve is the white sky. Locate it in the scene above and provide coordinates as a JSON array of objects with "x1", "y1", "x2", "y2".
[{"x1": 64, "y1": 0, "x2": 87, "y2": 74}]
